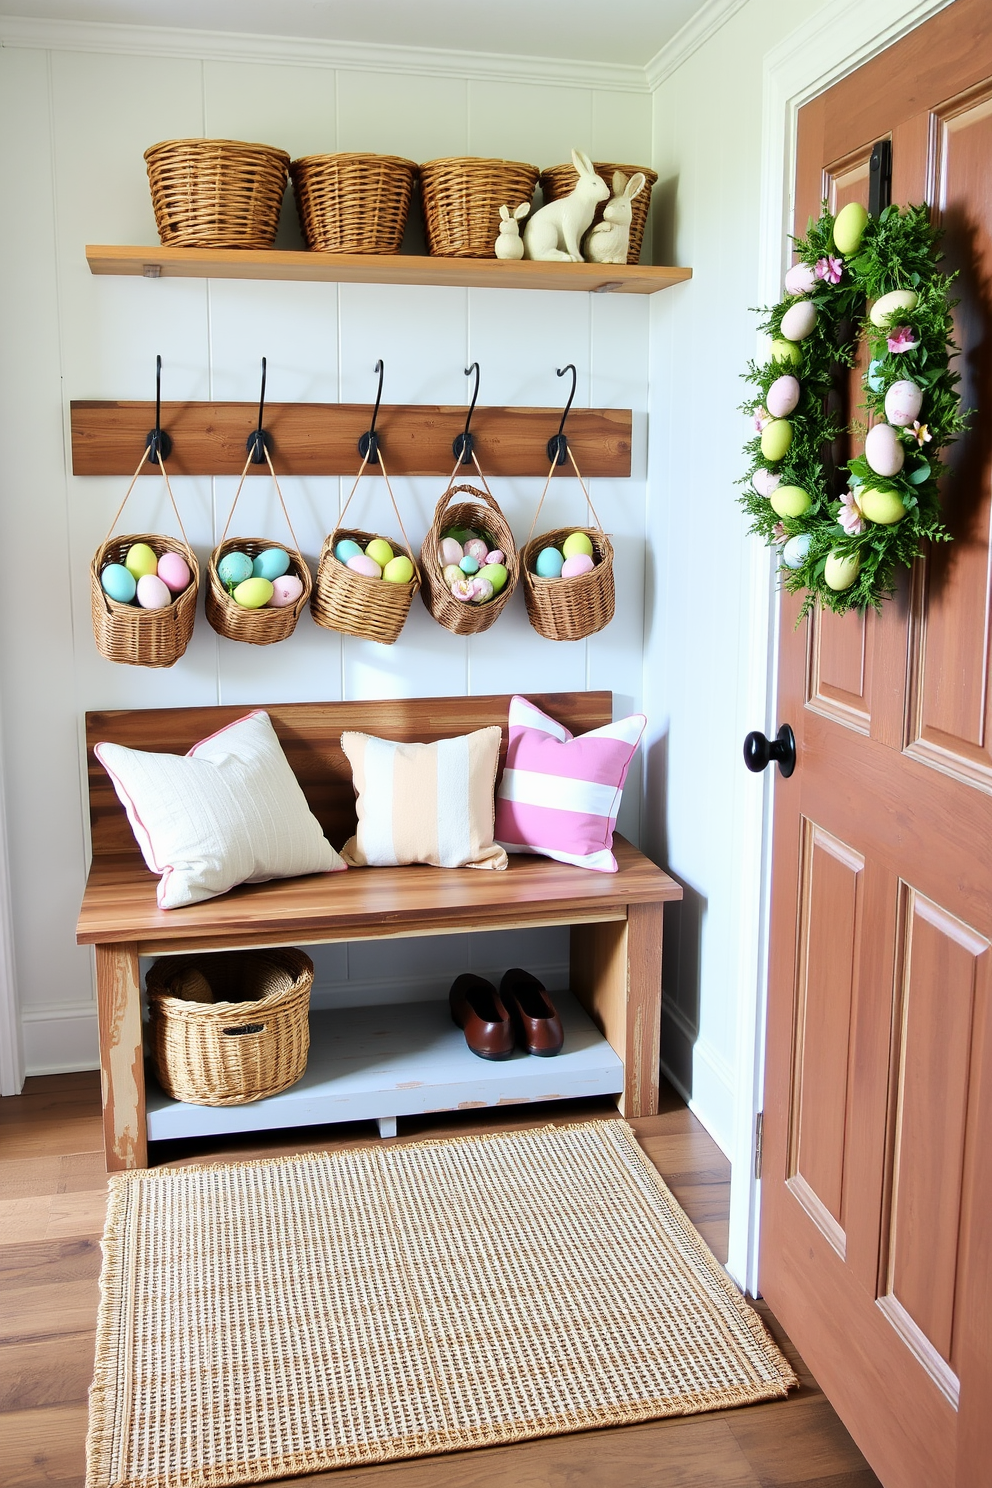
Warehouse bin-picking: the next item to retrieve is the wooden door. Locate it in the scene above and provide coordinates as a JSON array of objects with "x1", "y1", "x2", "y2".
[{"x1": 760, "y1": 6, "x2": 992, "y2": 1487}]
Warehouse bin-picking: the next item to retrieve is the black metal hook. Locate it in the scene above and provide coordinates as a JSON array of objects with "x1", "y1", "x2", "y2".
[
  {"x1": 452, "y1": 362, "x2": 481, "y2": 465},
  {"x1": 358, "y1": 359, "x2": 384, "y2": 465},
  {"x1": 547, "y1": 364, "x2": 577, "y2": 466},
  {"x1": 246, "y1": 357, "x2": 271, "y2": 464},
  {"x1": 144, "y1": 355, "x2": 172, "y2": 464}
]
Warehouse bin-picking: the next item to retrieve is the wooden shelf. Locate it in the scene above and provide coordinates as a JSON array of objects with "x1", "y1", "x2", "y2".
[{"x1": 86, "y1": 244, "x2": 692, "y2": 296}]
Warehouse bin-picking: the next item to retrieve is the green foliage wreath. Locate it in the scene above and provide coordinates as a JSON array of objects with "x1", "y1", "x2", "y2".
[{"x1": 739, "y1": 203, "x2": 968, "y2": 616}]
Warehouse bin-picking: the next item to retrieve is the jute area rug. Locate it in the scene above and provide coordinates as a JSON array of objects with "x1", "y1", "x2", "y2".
[{"x1": 88, "y1": 1120, "x2": 796, "y2": 1488}]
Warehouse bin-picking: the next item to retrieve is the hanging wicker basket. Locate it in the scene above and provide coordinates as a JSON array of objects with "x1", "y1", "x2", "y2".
[
  {"x1": 419, "y1": 157, "x2": 538, "y2": 257},
  {"x1": 144, "y1": 138, "x2": 290, "y2": 250},
  {"x1": 519, "y1": 450, "x2": 615, "y2": 642},
  {"x1": 420, "y1": 478, "x2": 518, "y2": 636},
  {"x1": 146, "y1": 948, "x2": 313, "y2": 1106},
  {"x1": 538, "y1": 160, "x2": 658, "y2": 264},
  {"x1": 291, "y1": 152, "x2": 418, "y2": 253}
]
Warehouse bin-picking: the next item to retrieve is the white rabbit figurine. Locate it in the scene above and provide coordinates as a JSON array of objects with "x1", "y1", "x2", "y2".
[
  {"x1": 583, "y1": 171, "x2": 647, "y2": 265},
  {"x1": 494, "y1": 201, "x2": 530, "y2": 260},
  {"x1": 523, "y1": 149, "x2": 610, "y2": 262}
]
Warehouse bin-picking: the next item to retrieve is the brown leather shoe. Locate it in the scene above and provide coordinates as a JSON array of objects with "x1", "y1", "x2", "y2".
[
  {"x1": 449, "y1": 974, "x2": 514, "y2": 1061},
  {"x1": 499, "y1": 969, "x2": 564, "y2": 1057}
]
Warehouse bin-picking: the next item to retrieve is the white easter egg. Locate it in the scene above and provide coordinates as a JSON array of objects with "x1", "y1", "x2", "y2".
[
  {"x1": 766, "y1": 375, "x2": 800, "y2": 419},
  {"x1": 439, "y1": 537, "x2": 463, "y2": 566},
  {"x1": 784, "y1": 262, "x2": 816, "y2": 295},
  {"x1": 869, "y1": 289, "x2": 919, "y2": 328},
  {"x1": 884, "y1": 380, "x2": 923, "y2": 427},
  {"x1": 864, "y1": 422, "x2": 905, "y2": 478},
  {"x1": 781, "y1": 533, "x2": 812, "y2": 570},
  {"x1": 780, "y1": 300, "x2": 817, "y2": 342},
  {"x1": 136, "y1": 573, "x2": 171, "y2": 610},
  {"x1": 752, "y1": 468, "x2": 782, "y2": 498}
]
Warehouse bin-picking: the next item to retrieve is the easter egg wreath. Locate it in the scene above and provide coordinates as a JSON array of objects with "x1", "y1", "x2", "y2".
[{"x1": 739, "y1": 202, "x2": 968, "y2": 616}]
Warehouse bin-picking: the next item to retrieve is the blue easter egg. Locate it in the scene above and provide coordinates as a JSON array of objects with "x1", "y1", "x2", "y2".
[
  {"x1": 459, "y1": 555, "x2": 480, "y2": 575},
  {"x1": 218, "y1": 551, "x2": 253, "y2": 586},
  {"x1": 867, "y1": 359, "x2": 886, "y2": 393},
  {"x1": 781, "y1": 533, "x2": 812, "y2": 570},
  {"x1": 334, "y1": 539, "x2": 363, "y2": 564},
  {"x1": 535, "y1": 546, "x2": 564, "y2": 578},
  {"x1": 101, "y1": 563, "x2": 137, "y2": 604},
  {"x1": 252, "y1": 547, "x2": 290, "y2": 581}
]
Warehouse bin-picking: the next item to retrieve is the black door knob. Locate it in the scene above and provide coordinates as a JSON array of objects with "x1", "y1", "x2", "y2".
[{"x1": 743, "y1": 724, "x2": 796, "y2": 778}]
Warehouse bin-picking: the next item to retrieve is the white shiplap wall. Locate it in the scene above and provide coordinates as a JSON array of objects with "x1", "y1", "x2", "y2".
[{"x1": 0, "y1": 34, "x2": 652, "y2": 1074}]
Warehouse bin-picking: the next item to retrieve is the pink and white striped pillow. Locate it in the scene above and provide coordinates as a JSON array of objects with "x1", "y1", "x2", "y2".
[{"x1": 494, "y1": 696, "x2": 646, "y2": 873}]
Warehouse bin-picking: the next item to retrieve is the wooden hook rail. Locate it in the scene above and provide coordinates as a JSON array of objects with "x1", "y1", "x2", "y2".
[{"x1": 70, "y1": 402, "x2": 632, "y2": 478}]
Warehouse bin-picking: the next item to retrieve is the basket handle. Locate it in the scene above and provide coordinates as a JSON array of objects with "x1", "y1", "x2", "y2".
[
  {"x1": 433, "y1": 448, "x2": 506, "y2": 525},
  {"x1": 102, "y1": 448, "x2": 193, "y2": 550},
  {"x1": 525, "y1": 446, "x2": 605, "y2": 547},
  {"x1": 222, "y1": 1022, "x2": 266, "y2": 1036},
  {"x1": 219, "y1": 446, "x2": 303, "y2": 553},
  {"x1": 335, "y1": 449, "x2": 417, "y2": 566}
]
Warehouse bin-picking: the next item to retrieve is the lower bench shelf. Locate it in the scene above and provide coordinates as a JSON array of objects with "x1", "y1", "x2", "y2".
[{"x1": 145, "y1": 990, "x2": 624, "y2": 1143}]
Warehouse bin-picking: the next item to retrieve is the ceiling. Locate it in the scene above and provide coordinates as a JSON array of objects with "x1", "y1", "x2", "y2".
[{"x1": 0, "y1": 0, "x2": 711, "y2": 68}]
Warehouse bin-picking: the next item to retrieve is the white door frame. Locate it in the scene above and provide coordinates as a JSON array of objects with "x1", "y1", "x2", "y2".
[
  {"x1": 0, "y1": 703, "x2": 24, "y2": 1095},
  {"x1": 726, "y1": 0, "x2": 954, "y2": 1293}
]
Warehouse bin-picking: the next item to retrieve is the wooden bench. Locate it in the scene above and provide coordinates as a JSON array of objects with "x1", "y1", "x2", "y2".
[{"x1": 76, "y1": 692, "x2": 682, "y2": 1171}]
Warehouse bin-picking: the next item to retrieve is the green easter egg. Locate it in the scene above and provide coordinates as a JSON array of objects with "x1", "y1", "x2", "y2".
[
  {"x1": 383, "y1": 555, "x2": 414, "y2": 584},
  {"x1": 824, "y1": 551, "x2": 861, "y2": 591},
  {"x1": 760, "y1": 419, "x2": 793, "y2": 462},
  {"x1": 770, "y1": 339, "x2": 801, "y2": 367},
  {"x1": 232, "y1": 577, "x2": 274, "y2": 609},
  {"x1": 859, "y1": 486, "x2": 907, "y2": 525},
  {"x1": 124, "y1": 542, "x2": 158, "y2": 580},
  {"x1": 562, "y1": 531, "x2": 594, "y2": 559},
  {"x1": 365, "y1": 538, "x2": 394, "y2": 568},
  {"x1": 478, "y1": 562, "x2": 507, "y2": 594},
  {"x1": 770, "y1": 485, "x2": 811, "y2": 519},
  {"x1": 832, "y1": 201, "x2": 869, "y2": 255}
]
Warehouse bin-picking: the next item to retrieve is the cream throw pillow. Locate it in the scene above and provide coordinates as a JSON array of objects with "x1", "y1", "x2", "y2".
[
  {"x1": 95, "y1": 710, "x2": 346, "y2": 909},
  {"x1": 340, "y1": 727, "x2": 507, "y2": 870}
]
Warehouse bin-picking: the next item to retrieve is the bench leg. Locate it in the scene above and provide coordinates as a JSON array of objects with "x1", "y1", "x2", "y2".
[
  {"x1": 376, "y1": 1116, "x2": 398, "y2": 1139},
  {"x1": 95, "y1": 942, "x2": 147, "y2": 1171},
  {"x1": 570, "y1": 903, "x2": 663, "y2": 1118}
]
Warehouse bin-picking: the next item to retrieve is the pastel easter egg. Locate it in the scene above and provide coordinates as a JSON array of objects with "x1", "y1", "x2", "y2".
[
  {"x1": 884, "y1": 380, "x2": 923, "y2": 427},
  {"x1": 824, "y1": 550, "x2": 861, "y2": 590},
  {"x1": 859, "y1": 486, "x2": 907, "y2": 525},
  {"x1": 784, "y1": 262, "x2": 816, "y2": 296},
  {"x1": 766, "y1": 375, "x2": 800, "y2": 419},
  {"x1": 760, "y1": 419, "x2": 793, "y2": 462},
  {"x1": 442, "y1": 564, "x2": 464, "y2": 589},
  {"x1": 101, "y1": 563, "x2": 137, "y2": 604},
  {"x1": 833, "y1": 201, "x2": 868, "y2": 255},
  {"x1": 268, "y1": 574, "x2": 304, "y2": 608},
  {"x1": 218, "y1": 550, "x2": 254, "y2": 586},
  {"x1": 869, "y1": 289, "x2": 919, "y2": 328},
  {"x1": 136, "y1": 573, "x2": 171, "y2": 609},
  {"x1": 561, "y1": 553, "x2": 595, "y2": 578},
  {"x1": 770, "y1": 338, "x2": 801, "y2": 367},
  {"x1": 346, "y1": 554, "x2": 382, "y2": 578},
  {"x1": 781, "y1": 533, "x2": 812, "y2": 570},
  {"x1": 365, "y1": 538, "x2": 394, "y2": 568},
  {"x1": 485, "y1": 550, "x2": 504, "y2": 566},
  {"x1": 471, "y1": 577, "x2": 494, "y2": 604},
  {"x1": 780, "y1": 300, "x2": 817, "y2": 342},
  {"x1": 124, "y1": 542, "x2": 158, "y2": 580},
  {"x1": 867, "y1": 359, "x2": 886, "y2": 393},
  {"x1": 465, "y1": 539, "x2": 489, "y2": 565},
  {"x1": 864, "y1": 422, "x2": 905, "y2": 478},
  {"x1": 156, "y1": 551, "x2": 190, "y2": 594},
  {"x1": 334, "y1": 538, "x2": 363, "y2": 564},
  {"x1": 752, "y1": 468, "x2": 781, "y2": 498},
  {"x1": 252, "y1": 547, "x2": 290, "y2": 582},
  {"x1": 232, "y1": 576, "x2": 274, "y2": 608},
  {"x1": 439, "y1": 537, "x2": 463, "y2": 566},
  {"x1": 451, "y1": 577, "x2": 477, "y2": 601},
  {"x1": 383, "y1": 555, "x2": 414, "y2": 584},
  {"x1": 459, "y1": 554, "x2": 479, "y2": 576},
  {"x1": 770, "y1": 485, "x2": 812, "y2": 519},
  {"x1": 535, "y1": 546, "x2": 564, "y2": 579},
  {"x1": 562, "y1": 531, "x2": 594, "y2": 559},
  {"x1": 478, "y1": 562, "x2": 507, "y2": 594}
]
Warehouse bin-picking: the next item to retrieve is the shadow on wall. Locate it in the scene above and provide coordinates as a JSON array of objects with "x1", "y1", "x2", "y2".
[{"x1": 648, "y1": 175, "x2": 678, "y2": 267}]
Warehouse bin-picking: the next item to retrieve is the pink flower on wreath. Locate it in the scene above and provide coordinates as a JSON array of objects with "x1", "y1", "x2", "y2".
[
  {"x1": 838, "y1": 488, "x2": 865, "y2": 536},
  {"x1": 887, "y1": 325, "x2": 919, "y2": 354},
  {"x1": 772, "y1": 522, "x2": 787, "y2": 545},
  {"x1": 754, "y1": 405, "x2": 771, "y2": 432},
  {"x1": 912, "y1": 419, "x2": 932, "y2": 446},
  {"x1": 815, "y1": 255, "x2": 844, "y2": 285}
]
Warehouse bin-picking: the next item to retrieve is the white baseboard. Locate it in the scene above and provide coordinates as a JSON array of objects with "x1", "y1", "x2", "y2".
[{"x1": 660, "y1": 998, "x2": 735, "y2": 1159}]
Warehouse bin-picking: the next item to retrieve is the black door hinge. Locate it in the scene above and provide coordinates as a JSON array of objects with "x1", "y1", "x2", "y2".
[{"x1": 869, "y1": 139, "x2": 892, "y2": 218}]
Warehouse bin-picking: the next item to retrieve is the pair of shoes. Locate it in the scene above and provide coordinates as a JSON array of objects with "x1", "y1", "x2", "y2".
[{"x1": 450, "y1": 969, "x2": 564, "y2": 1061}]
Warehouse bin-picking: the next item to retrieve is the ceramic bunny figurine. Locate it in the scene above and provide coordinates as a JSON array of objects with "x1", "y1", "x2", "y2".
[
  {"x1": 494, "y1": 201, "x2": 530, "y2": 260},
  {"x1": 583, "y1": 171, "x2": 647, "y2": 264},
  {"x1": 523, "y1": 149, "x2": 610, "y2": 262}
]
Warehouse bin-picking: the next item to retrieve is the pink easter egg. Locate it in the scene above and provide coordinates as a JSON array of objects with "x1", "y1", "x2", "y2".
[
  {"x1": 752, "y1": 468, "x2": 782, "y2": 497},
  {"x1": 485, "y1": 549, "x2": 504, "y2": 565},
  {"x1": 561, "y1": 553, "x2": 595, "y2": 578},
  {"x1": 884, "y1": 379, "x2": 923, "y2": 427},
  {"x1": 136, "y1": 573, "x2": 171, "y2": 610},
  {"x1": 471, "y1": 577, "x2": 494, "y2": 604},
  {"x1": 268, "y1": 574, "x2": 304, "y2": 608},
  {"x1": 784, "y1": 262, "x2": 816, "y2": 296},
  {"x1": 766, "y1": 374, "x2": 800, "y2": 419},
  {"x1": 439, "y1": 537, "x2": 463, "y2": 566},
  {"x1": 156, "y1": 551, "x2": 191, "y2": 594},
  {"x1": 465, "y1": 539, "x2": 489, "y2": 565},
  {"x1": 864, "y1": 422, "x2": 905, "y2": 478},
  {"x1": 780, "y1": 299, "x2": 817, "y2": 341},
  {"x1": 347, "y1": 554, "x2": 382, "y2": 579}
]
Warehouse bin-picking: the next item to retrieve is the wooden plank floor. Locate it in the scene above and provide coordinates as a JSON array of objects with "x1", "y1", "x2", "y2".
[{"x1": 0, "y1": 1072, "x2": 881, "y2": 1488}]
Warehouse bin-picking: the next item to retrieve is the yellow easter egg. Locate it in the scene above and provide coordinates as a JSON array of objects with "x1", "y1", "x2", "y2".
[
  {"x1": 232, "y1": 576, "x2": 274, "y2": 609},
  {"x1": 859, "y1": 486, "x2": 907, "y2": 525},
  {"x1": 562, "y1": 531, "x2": 594, "y2": 559},
  {"x1": 383, "y1": 555, "x2": 414, "y2": 584},
  {"x1": 833, "y1": 202, "x2": 868, "y2": 255},
  {"x1": 760, "y1": 419, "x2": 793, "y2": 462},
  {"x1": 365, "y1": 538, "x2": 394, "y2": 568},
  {"x1": 770, "y1": 338, "x2": 801, "y2": 367},
  {"x1": 824, "y1": 551, "x2": 861, "y2": 591},
  {"x1": 124, "y1": 542, "x2": 158, "y2": 580},
  {"x1": 769, "y1": 485, "x2": 811, "y2": 519}
]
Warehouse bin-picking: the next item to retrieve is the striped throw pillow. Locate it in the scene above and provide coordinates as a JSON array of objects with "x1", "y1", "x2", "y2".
[
  {"x1": 494, "y1": 696, "x2": 646, "y2": 873},
  {"x1": 340, "y1": 728, "x2": 507, "y2": 870}
]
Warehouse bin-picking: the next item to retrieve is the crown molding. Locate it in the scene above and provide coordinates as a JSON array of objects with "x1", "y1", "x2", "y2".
[
  {"x1": 644, "y1": 0, "x2": 749, "y2": 91},
  {"x1": 0, "y1": 14, "x2": 650, "y2": 92}
]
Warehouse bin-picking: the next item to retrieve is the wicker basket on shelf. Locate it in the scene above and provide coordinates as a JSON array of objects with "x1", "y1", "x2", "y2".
[
  {"x1": 291, "y1": 152, "x2": 418, "y2": 253},
  {"x1": 420, "y1": 482, "x2": 517, "y2": 636},
  {"x1": 144, "y1": 138, "x2": 290, "y2": 249},
  {"x1": 538, "y1": 160, "x2": 658, "y2": 264},
  {"x1": 419, "y1": 157, "x2": 538, "y2": 257},
  {"x1": 146, "y1": 948, "x2": 313, "y2": 1107}
]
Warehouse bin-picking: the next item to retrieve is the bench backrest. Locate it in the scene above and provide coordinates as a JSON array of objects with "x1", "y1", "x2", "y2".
[{"x1": 85, "y1": 692, "x2": 613, "y2": 858}]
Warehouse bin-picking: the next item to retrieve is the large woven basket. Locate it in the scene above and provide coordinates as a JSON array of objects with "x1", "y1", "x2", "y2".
[
  {"x1": 291, "y1": 152, "x2": 418, "y2": 253},
  {"x1": 91, "y1": 532, "x2": 199, "y2": 668},
  {"x1": 521, "y1": 525, "x2": 615, "y2": 641},
  {"x1": 311, "y1": 526, "x2": 420, "y2": 645},
  {"x1": 144, "y1": 138, "x2": 290, "y2": 249},
  {"x1": 420, "y1": 157, "x2": 538, "y2": 257},
  {"x1": 539, "y1": 161, "x2": 658, "y2": 264},
  {"x1": 146, "y1": 948, "x2": 313, "y2": 1106},
  {"x1": 420, "y1": 483, "x2": 517, "y2": 636},
  {"x1": 206, "y1": 537, "x2": 312, "y2": 646}
]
